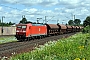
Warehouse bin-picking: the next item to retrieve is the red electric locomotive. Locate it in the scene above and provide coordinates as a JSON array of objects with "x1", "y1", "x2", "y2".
[{"x1": 15, "y1": 23, "x2": 47, "y2": 41}]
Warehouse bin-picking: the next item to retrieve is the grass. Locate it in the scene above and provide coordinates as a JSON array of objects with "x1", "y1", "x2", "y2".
[
  {"x1": 0, "y1": 36, "x2": 17, "y2": 44},
  {"x1": 9, "y1": 33, "x2": 90, "y2": 60}
]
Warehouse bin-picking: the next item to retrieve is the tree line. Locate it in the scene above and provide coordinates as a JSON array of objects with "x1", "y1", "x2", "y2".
[
  {"x1": 68, "y1": 16, "x2": 90, "y2": 27},
  {"x1": 68, "y1": 19, "x2": 81, "y2": 26},
  {"x1": 68, "y1": 16, "x2": 90, "y2": 33},
  {"x1": 0, "y1": 16, "x2": 90, "y2": 27},
  {"x1": 0, "y1": 20, "x2": 15, "y2": 26},
  {"x1": 20, "y1": 16, "x2": 90, "y2": 27},
  {"x1": 83, "y1": 16, "x2": 90, "y2": 27}
]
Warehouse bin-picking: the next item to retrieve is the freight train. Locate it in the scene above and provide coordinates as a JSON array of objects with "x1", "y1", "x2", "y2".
[{"x1": 15, "y1": 23, "x2": 83, "y2": 41}]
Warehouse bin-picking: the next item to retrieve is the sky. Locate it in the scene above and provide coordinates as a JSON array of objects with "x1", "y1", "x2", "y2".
[{"x1": 0, "y1": 0, "x2": 90, "y2": 24}]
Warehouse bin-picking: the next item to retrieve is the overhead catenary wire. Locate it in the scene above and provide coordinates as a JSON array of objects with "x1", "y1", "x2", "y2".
[
  {"x1": 0, "y1": 4, "x2": 21, "y2": 11},
  {"x1": 0, "y1": 2, "x2": 58, "y2": 23},
  {"x1": 0, "y1": 2, "x2": 43, "y2": 23}
]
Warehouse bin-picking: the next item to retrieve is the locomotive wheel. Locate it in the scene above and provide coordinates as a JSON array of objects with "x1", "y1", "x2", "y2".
[
  {"x1": 32, "y1": 37, "x2": 34, "y2": 40},
  {"x1": 37, "y1": 36, "x2": 40, "y2": 39},
  {"x1": 43, "y1": 35, "x2": 45, "y2": 38},
  {"x1": 39, "y1": 36, "x2": 42, "y2": 39},
  {"x1": 42, "y1": 35, "x2": 45, "y2": 38},
  {"x1": 41, "y1": 36, "x2": 43, "y2": 39},
  {"x1": 26, "y1": 37, "x2": 30, "y2": 41}
]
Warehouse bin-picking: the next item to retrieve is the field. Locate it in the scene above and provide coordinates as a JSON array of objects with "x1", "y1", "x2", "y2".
[
  {"x1": 0, "y1": 36, "x2": 17, "y2": 44},
  {"x1": 10, "y1": 32, "x2": 90, "y2": 60}
]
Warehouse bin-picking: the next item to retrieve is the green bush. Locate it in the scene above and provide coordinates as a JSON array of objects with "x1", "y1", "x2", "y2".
[
  {"x1": 10, "y1": 33, "x2": 90, "y2": 60},
  {"x1": 82, "y1": 25, "x2": 90, "y2": 33}
]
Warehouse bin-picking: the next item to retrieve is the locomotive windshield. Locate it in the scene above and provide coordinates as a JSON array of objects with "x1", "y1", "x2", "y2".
[
  {"x1": 22, "y1": 26, "x2": 26, "y2": 29},
  {"x1": 17, "y1": 25, "x2": 26, "y2": 29}
]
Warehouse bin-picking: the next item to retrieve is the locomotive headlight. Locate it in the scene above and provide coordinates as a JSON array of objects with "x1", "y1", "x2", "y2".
[
  {"x1": 23, "y1": 31, "x2": 26, "y2": 32},
  {"x1": 16, "y1": 30, "x2": 19, "y2": 32}
]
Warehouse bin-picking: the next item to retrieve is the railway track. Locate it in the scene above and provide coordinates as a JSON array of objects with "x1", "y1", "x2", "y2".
[{"x1": 0, "y1": 33, "x2": 76, "y2": 60}]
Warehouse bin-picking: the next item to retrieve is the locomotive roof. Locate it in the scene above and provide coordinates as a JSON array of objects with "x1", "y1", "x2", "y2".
[
  {"x1": 16, "y1": 23, "x2": 45, "y2": 26},
  {"x1": 16, "y1": 24, "x2": 28, "y2": 25}
]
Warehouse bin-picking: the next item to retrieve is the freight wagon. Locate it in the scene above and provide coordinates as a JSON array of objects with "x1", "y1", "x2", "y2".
[
  {"x1": 45, "y1": 24, "x2": 59, "y2": 36},
  {"x1": 57, "y1": 24, "x2": 67, "y2": 34}
]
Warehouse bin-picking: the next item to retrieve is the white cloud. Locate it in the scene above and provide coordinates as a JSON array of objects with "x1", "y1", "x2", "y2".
[
  {"x1": 1, "y1": 0, "x2": 90, "y2": 24},
  {"x1": 2, "y1": 0, "x2": 59, "y2": 7},
  {"x1": 0, "y1": 7, "x2": 3, "y2": 11},
  {"x1": 3, "y1": 0, "x2": 18, "y2": 4},
  {"x1": 1, "y1": 0, "x2": 90, "y2": 8},
  {"x1": 39, "y1": 0, "x2": 59, "y2": 7}
]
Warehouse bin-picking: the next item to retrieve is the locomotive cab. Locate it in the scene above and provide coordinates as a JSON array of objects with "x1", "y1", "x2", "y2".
[
  {"x1": 15, "y1": 23, "x2": 32, "y2": 40},
  {"x1": 16, "y1": 25, "x2": 26, "y2": 37}
]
